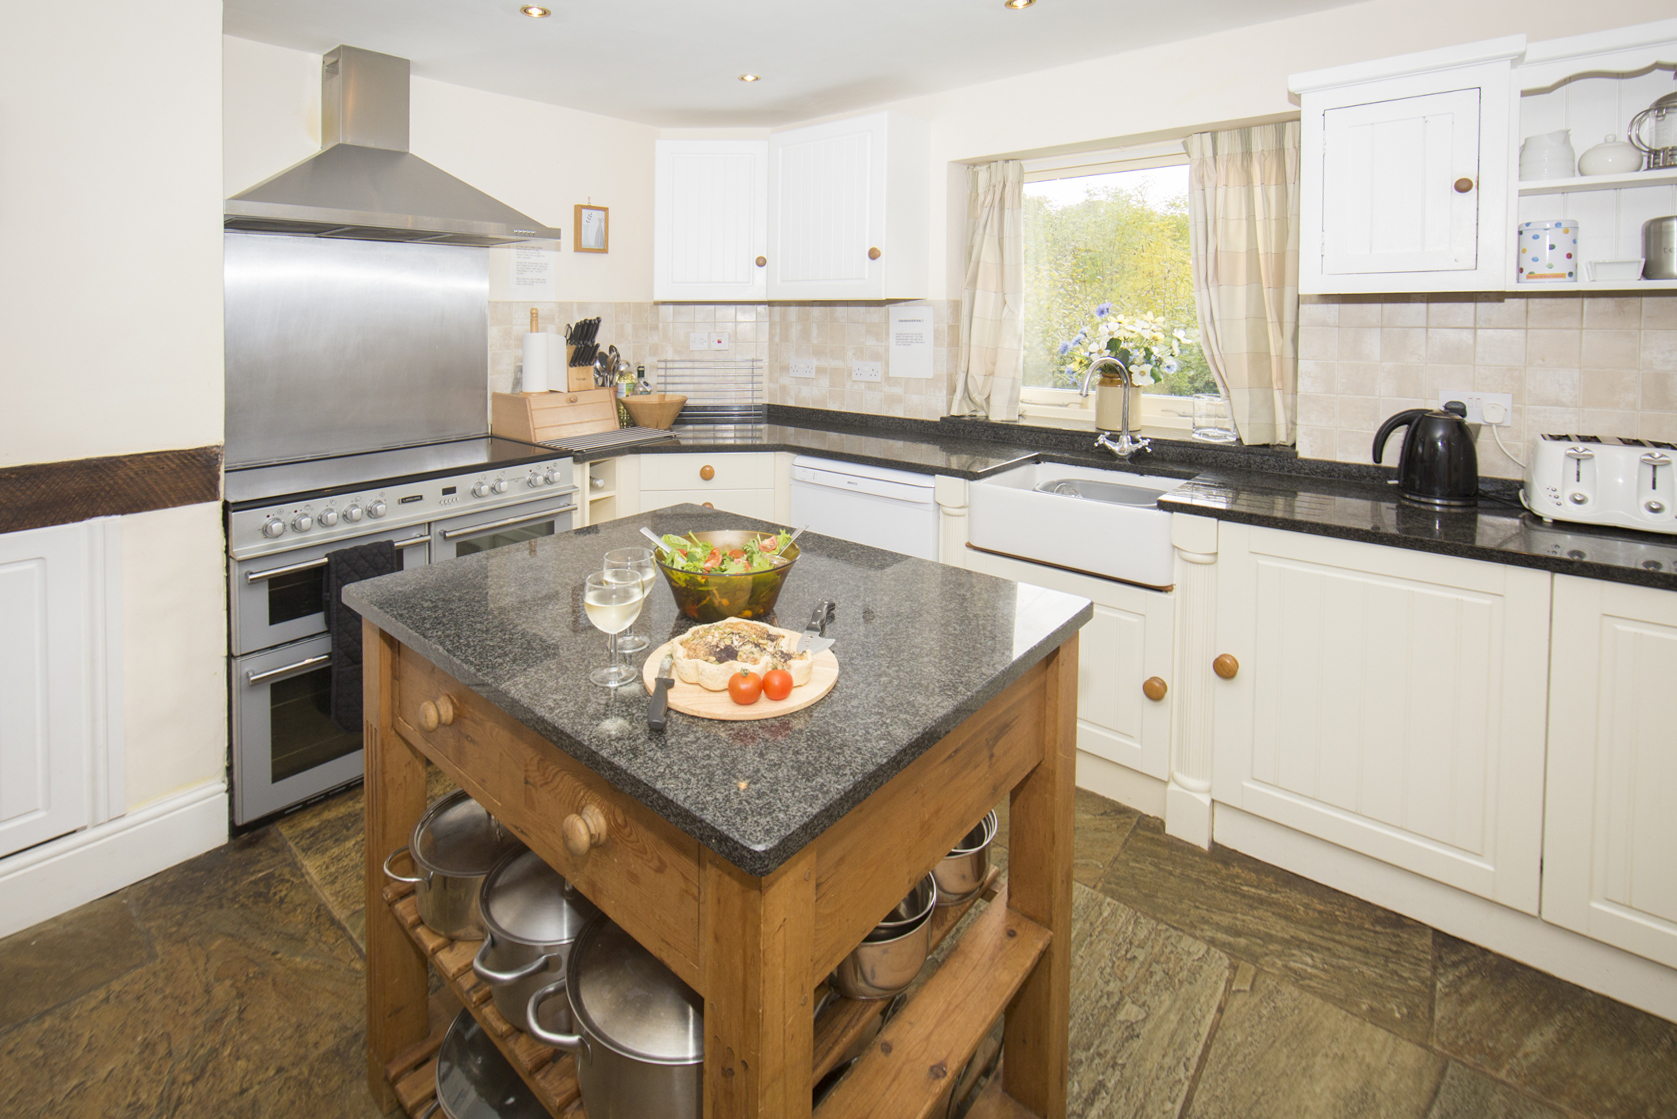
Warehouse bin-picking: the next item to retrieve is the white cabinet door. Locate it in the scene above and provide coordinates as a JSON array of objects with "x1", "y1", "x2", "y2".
[
  {"x1": 0, "y1": 523, "x2": 91, "y2": 858},
  {"x1": 1544, "y1": 576, "x2": 1677, "y2": 968},
  {"x1": 1211, "y1": 525, "x2": 1550, "y2": 911},
  {"x1": 767, "y1": 111, "x2": 927, "y2": 301},
  {"x1": 654, "y1": 140, "x2": 768, "y2": 302},
  {"x1": 962, "y1": 548, "x2": 1173, "y2": 780},
  {"x1": 1321, "y1": 88, "x2": 1482, "y2": 275}
]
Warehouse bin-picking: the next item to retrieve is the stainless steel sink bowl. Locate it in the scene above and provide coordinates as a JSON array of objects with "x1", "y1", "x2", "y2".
[{"x1": 1034, "y1": 478, "x2": 1168, "y2": 507}]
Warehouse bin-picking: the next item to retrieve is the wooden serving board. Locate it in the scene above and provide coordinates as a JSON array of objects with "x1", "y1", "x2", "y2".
[{"x1": 641, "y1": 624, "x2": 839, "y2": 721}]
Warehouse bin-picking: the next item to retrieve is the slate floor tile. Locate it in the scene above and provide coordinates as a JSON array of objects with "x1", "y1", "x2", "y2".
[
  {"x1": 0, "y1": 894, "x2": 153, "y2": 1035},
  {"x1": 1423, "y1": 1062, "x2": 1572, "y2": 1119},
  {"x1": 1432, "y1": 932, "x2": 1677, "y2": 1119},
  {"x1": 1098, "y1": 817, "x2": 1436, "y2": 1043}
]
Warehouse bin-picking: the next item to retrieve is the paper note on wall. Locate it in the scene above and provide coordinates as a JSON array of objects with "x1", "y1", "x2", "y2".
[
  {"x1": 889, "y1": 303, "x2": 933, "y2": 379},
  {"x1": 489, "y1": 245, "x2": 558, "y2": 300}
]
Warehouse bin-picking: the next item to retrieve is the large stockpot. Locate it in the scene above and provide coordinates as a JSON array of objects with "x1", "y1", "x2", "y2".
[
  {"x1": 933, "y1": 810, "x2": 998, "y2": 906},
  {"x1": 526, "y1": 918, "x2": 703, "y2": 1119},
  {"x1": 470, "y1": 848, "x2": 598, "y2": 1034},
  {"x1": 383, "y1": 789, "x2": 524, "y2": 940}
]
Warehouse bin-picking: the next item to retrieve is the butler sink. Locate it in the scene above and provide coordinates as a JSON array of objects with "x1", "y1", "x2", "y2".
[{"x1": 968, "y1": 461, "x2": 1186, "y2": 587}]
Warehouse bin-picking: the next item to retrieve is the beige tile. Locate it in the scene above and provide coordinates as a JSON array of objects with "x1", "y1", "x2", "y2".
[
  {"x1": 1525, "y1": 328, "x2": 1581, "y2": 368},
  {"x1": 1643, "y1": 372, "x2": 1677, "y2": 413},
  {"x1": 1382, "y1": 300, "x2": 1428, "y2": 327},
  {"x1": 1336, "y1": 433, "x2": 1374, "y2": 463},
  {"x1": 1471, "y1": 365, "x2": 1524, "y2": 400},
  {"x1": 1427, "y1": 297, "x2": 1477, "y2": 328},
  {"x1": 1642, "y1": 330, "x2": 1677, "y2": 373},
  {"x1": 1339, "y1": 327, "x2": 1380, "y2": 363},
  {"x1": 1580, "y1": 368, "x2": 1640, "y2": 410},
  {"x1": 1299, "y1": 298, "x2": 1339, "y2": 327},
  {"x1": 1298, "y1": 326, "x2": 1338, "y2": 361},
  {"x1": 1526, "y1": 367, "x2": 1580, "y2": 408},
  {"x1": 1337, "y1": 298, "x2": 1384, "y2": 327},
  {"x1": 1582, "y1": 295, "x2": 1643, "y2": 329},
  {"x1": 1422, "y1": 364, "x2": 1475, "y2": 399},
  {"x1": 1336, "y1": 362, "x2": 1380, "y2": 396},
  {"x1": 1297, "y1": 360, "x2": 1337, "y2": 394},
  {"x1": 1641, "y1": 411, "x2": 1677, "y2": 442},
  {"x1": 1338, "y1": 395, "x2": 1380, "y2": 430},
  {"x1": 1428, "y1": 328, "x2": 1475, "y2": 365},
  {"x1": 1523, "y1": 295, "x2": 1583, "y2": 328},
  {"x1": 1582, "y1": 328, "x2": 1640, "y2": 370},
  {"x1": 1643, "y1": 295, "x2": 1677, "y2": 329},
  {"x1": 1582, "y1": 408, "x2": 1641, "y2": 436},
  {"x1": 1382, "y1": 327, "x2": 1427, "y2": 363},
  {"x1": 1476, "y1": 328, "x2": 1527, "y2": 367},
  {"x1": 1476, "y1": 296, "x2": 1527, "y2": 329},
  {"x1": 1296, "y1": 425, "x2": 1337, "y2": 460},
  {"x1": 1378, "y1": 364, "x2": 1424, "y2": 398},
  {"x1": 1526, "y1": 406, "x2": 1582, "y2": 436},
  {"x1": 1297, "y1": 393, "x2": 1338, "y2": 428}
]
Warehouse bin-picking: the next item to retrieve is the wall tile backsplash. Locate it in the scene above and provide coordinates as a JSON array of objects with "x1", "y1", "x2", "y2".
[
  {"x1": 489, "y1": 299, "x2": 960, "y2": 423},
  {"x1": 1297, "y1": 293, "x2": 1677, "y2": 479}
]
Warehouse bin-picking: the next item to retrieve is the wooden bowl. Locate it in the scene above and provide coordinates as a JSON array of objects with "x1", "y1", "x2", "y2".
[{"x1": 621, "y1": 393, "x2": 686, "y2": 430}]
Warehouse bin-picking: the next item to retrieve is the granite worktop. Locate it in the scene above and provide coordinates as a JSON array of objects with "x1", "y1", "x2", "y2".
[{"x1": 342, "y1": 505, "x2": 1092, "y2": 876}]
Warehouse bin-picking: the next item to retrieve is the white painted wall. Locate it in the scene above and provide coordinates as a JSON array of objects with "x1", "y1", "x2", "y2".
[
  {"x1": 223, "y1": 36, "x2": 658, "y2": 302},
  {"x1": 0, "y1": 2, "x2": 224, "y2": 467}
]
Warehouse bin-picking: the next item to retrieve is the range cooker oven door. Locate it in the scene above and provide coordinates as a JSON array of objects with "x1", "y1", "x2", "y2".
[
  {"x1": 230, "y1": 526, "x2": 430, "y2": 656},
  {"x1": 429, "y1": 491, "x2": 577, "y2": 562},
  {"x1": 233, "y1": 633, "x2": 366, "y2": 824}
]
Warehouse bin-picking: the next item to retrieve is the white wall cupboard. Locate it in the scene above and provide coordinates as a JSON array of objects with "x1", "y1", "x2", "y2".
[
  {"x1": 1544, "y1": 575, "x2": 1677, "y2": 969},
  {"x1": 653, "y1": 140, "x2": 769, "y2": 303},
  {"x1": 1208, "y1": 523, "x2": 1551, "y2": 912}
]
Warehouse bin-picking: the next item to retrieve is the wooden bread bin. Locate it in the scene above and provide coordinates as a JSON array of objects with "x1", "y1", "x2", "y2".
[{"x1": 491, "y1": 389, "x2": 619, "y2": 444}]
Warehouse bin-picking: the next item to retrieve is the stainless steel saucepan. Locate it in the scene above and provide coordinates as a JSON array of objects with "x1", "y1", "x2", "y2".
[
  {"x1": 471, "y1": 848, "x2": 598, "y2": 1034},
  {"x1": 382, "y1": 789, "x2": 524, "y2": 939}
]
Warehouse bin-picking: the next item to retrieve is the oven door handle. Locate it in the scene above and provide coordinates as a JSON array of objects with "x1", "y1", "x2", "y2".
[
  {"x1": 243, "y1": 535, "x2": 429, "y2": 583},
  {"x1": 440, "y1": 505, "x2": 576, "y2": 541},
  {"x1": 245, "y1": 654, "x2": 330, "y2": 686}
]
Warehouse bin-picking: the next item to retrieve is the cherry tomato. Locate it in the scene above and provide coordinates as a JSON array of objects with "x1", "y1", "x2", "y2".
[
  {"x1": 702, "y1": 549, "x2": 722, "y2": 572},
  {"x1": 728, "y1": 548, "x2": 746, "y2": 560},
  {"x1": 727, "y1": 669, "x2": 763, "y2": 705},
  {"x1": 761, "y1": 668, "x2": 794, "y2": 702},
  {"x1": 760, "y1": 536, "x2": 780, "y2": 553}
]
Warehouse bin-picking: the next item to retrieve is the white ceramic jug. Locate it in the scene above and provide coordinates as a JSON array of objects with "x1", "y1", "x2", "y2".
[
  {"x1": 1520, "y1": 129, "x2": 1575, "y2": 181},
  {"x1": 1579, "y1": 134, "x2": 1643, "y2": 176}
]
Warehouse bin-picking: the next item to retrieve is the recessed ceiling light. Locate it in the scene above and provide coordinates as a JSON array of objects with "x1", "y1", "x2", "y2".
[
  {"x1": 520, "y1": 5, "x2": 550, "y2": 16},
  {"x1": 738, "y1": 73, "x2": 761, "y2": 82},
  {"x1": 1004, "y1": 0, "x2": 1035, "y2": 8}
]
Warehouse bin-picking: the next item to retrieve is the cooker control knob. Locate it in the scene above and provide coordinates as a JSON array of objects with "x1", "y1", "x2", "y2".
[
  {"x1": 343, "y1": 505, "x2": 363, "y2": 523},
  {"x1": 472, "y1": 480, "x2": 492, "y2": 498},
  {"x1": 526, "y1": 473, "x2": 541, "y2": 489},
  {"x1": 492, "y1": 478, "x2": 510, "y2": 494},
  {"x1": 261, "y1": 518, "x2": 286, "y2": 539},
  {"x1": 291, "y1": 513, "x2": 313, "y2": 532},
  {"x1": 317, "y1": 509, "x2": 339, "y2": 527},
  {"x1": 368, "y1": 500, "x2": 387, "y2": 518},
  {"x1": 543, "y1": 467, "x2": 561, "y2": 485}
]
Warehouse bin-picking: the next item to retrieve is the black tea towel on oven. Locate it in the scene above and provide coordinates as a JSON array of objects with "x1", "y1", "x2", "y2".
[{"x1": 325, "y1": 540, "x2": 400, "y2": 733}]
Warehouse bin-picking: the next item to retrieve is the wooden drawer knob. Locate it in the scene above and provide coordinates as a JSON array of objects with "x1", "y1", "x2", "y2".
[
  {"x1": 1142, "y1": 677, "x2": 1168, "y2": 701},
  {"x1": 699, "y1": 464, "x2": 715, "y2": 481},
  {"x1": 418, "y1": 695, "x2": 455, "y2": 732},
  {"x1": 1213, "y1": 654, "x2": 1239, "y2": 680},
  {"x1": 567, "y1": 394, "x2": 579, "y2": 403},
  {"x1": 562, "y1": 804, "x2": 608, "y2": 858},
  {"x1": 702, "y1": 502, "x2": 714, "y2": 509},
  {"x1": 1453, "y1": 177, "x2": 1474, "y2": 194},
  {"x1": 755, "y1": 255, "x2": 767, "y2": 267},
  {"x1": 867, "y1": 247, "x2": 882, "y2": 260}
]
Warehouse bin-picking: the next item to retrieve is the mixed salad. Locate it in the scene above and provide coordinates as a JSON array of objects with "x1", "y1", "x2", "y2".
[{"x1": 658, "y1": 530, "x2": 794, "y2": 575}]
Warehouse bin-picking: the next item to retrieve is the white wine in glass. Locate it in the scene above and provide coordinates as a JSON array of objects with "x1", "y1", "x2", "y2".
[
  {"x1": 604, "y1": 547, "x2": 658, "y2": 653},
  {"x1": 584, "y1": 570, "x2": 644, "y2": 687}
]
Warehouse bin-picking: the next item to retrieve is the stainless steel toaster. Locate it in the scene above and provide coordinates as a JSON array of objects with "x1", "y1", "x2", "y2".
[{"x1": 1524, "y1": 434, "x2": 1677, "y2": 534}]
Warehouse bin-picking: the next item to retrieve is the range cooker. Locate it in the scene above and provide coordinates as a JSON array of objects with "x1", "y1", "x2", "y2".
[{"x1": 226, "y1": 436, "x2": 575, "y2": 824}]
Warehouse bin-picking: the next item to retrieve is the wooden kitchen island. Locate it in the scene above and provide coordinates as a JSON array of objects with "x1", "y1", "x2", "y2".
[{"x1": 348, "y1": 506, "x2": 1091, "y2": 1119}]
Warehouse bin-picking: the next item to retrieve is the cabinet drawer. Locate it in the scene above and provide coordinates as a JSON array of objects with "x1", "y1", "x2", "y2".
[
  {"x1": 641, "y1": 487, "x2": 776, "y2": 520},
  {"x1": 393, "y1": 646, "x2": 702, "y2": 985},
  {"x1": 640, "y1": 452, "x2": 773, "y2": 491}
]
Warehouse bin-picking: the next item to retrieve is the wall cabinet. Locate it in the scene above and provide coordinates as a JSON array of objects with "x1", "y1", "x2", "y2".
[
  {"x1": 653, "y1": 140, "x2": 768, "y2": 303},
  {"x1": 1208, "y1": 523, "x2": 1550, "y2": 912},
  {"x1": 1544, "y1": 575, "x2": 1677, "y2": 968}
]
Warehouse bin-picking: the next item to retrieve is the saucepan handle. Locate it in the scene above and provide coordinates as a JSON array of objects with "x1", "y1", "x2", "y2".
[
  {"x1": 525, "y1": 979, "x2": 588, "y2": 1056},
  {"x1": 381, "y1": 845, "x2": 427, "y2": 886},
  {"x1": 473, "y1": 937, "x2": 558, "y2": 985}
]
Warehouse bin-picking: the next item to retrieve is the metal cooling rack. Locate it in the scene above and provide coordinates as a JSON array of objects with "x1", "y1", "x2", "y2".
[{"x1": 654, "y1": 358, "x2": 765, "y2": 424}]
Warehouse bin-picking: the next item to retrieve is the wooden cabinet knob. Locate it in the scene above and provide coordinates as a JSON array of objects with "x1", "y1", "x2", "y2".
[
  {"x1": 562, "y1": 804, "x2": 608, "y2": 858},
  {"x1": 1453, "y1": 177, "x2": 1474, "y2": 194},
  {"x1": 567, "y1": 394, "x2": 578, "y2": 403},
  {"x1": 702, "y1": 502, "x2": 715, "y2": 509},
  {"x1": 755, "y1": 255, "x2": 767, "y2": 267},
  {"x1": 699, "y1": 464, "x2": 715, "y2": 481},
  {"x1": 867, "y1": 247, "x2": 882, "y2": 260},
  {"x1": 1142, "y1": 677, "x2": 1168, "y2": 701},
  {"x1": 417, "y1": 695, "x2": 455, "y2": 732},
  {"x1": 1213, "y1": 654, "x2": 1240, "y2": 680}
]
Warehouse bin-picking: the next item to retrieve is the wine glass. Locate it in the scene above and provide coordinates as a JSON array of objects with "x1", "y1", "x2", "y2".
[
  {"x1": 604, "y1": 547, "x2": 658, "y2": 652},
  {"x1": 583, "y1": 570, "x2": 645, "y2": 687}
]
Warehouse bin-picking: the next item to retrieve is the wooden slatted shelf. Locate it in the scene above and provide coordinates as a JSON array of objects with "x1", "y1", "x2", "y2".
[
  {"x1": 961, "y1": 1058, "x2": 1037, "y2": 1119},
  {"x1": 381, "y1": 880, "x2": 584, "y2": 1118},
  {"x1": 815, "y1": 885, "x2": 1052, "y2": 1119}
]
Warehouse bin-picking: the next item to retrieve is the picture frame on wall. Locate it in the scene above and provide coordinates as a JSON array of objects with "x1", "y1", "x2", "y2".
[{"x1": 574, "y1": 205, "x2": 608, "y2": 253}]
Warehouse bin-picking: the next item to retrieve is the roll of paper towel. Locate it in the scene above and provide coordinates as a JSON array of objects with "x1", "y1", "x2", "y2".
[{"x1": 521, "y1": 332, "x2": 551, "y2": 393}]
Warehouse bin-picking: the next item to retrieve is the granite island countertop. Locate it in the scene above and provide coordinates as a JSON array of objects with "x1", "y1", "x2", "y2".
[{"x1": 342, "y1": 504, "x2": 1092, "y2": 876}]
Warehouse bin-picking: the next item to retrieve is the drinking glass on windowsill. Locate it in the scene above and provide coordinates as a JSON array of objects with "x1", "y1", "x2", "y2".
[
  {"x1": 604, "y1": 546, "x2": 657, "y2": 653},
  {"x1": 583, "y1": 570, "x2": 645, "y2": 687}
]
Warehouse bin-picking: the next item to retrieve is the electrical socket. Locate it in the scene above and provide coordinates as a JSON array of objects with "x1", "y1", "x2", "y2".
[
  {"x1": 1438, "y1": 390, "x2": 1513, "y2": 426},
  {"x1": 709, "y1": 332, "x2": 730, "y2": 351},
  {"x1": 788, "y1": 358, "x2": 816, "y2": 378},
  {"x1": 688, "y1": 331, "x2": 709, "y2": 352},
  {"x1": 851, "y1": 360, "x2": 882, "y2": 383}
]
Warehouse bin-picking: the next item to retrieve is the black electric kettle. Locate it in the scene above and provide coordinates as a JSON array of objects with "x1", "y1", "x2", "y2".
[{"x1": 1372, "y1": 403, "x2": 1478, "y2": 507}]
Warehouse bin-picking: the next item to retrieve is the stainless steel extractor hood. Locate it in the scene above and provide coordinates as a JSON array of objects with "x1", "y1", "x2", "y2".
[{"x1": 225, "y1": 46, "x2": 563, "y2": 247}]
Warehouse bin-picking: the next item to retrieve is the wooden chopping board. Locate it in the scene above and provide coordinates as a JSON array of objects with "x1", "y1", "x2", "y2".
[{"x1": 640, "y1": 623, "x2": 839, "y2": 721}]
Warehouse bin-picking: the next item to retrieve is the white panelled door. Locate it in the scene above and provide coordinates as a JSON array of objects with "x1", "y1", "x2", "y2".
[
  {"x1": 1320, "y1": 88, "x2": 1481, "y2": 275},
  {"x1": 653, "y1": 140, "x2": 768, "y2": 302},
  {"x1": 767, "y1": 114, "x2": 887, "y2": 301},
  {"x1": 0, "y1": 522, "x2": 92, "y2": 858},
  {"x1": 1211, "y1": 524, "x2": 1550, "y2": 911},
  {"x1": 1544, "y1": 576, "x2": 1677, "y2": 969}
]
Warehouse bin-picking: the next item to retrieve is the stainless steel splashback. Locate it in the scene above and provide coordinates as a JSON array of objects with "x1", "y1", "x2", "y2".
[{"x1": 224, "y1": 233, "x2": 488, "y2": 467}]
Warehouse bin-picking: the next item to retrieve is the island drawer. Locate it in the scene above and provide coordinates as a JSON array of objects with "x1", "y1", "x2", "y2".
[
  {"x1": 639, "y1": 451, "x2": 773, "y2": 491},
  {"x1": 392, "y1": 647, "x2": 703, "y2": 986}
]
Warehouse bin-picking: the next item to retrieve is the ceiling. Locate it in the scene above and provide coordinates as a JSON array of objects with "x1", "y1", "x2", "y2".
[{"x1": 223, "y1": 0, "x2": 1360, "y2": 127}]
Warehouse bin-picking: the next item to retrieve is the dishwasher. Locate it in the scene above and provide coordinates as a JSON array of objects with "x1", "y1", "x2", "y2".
[{"x1": 789, "y1": 455, "x2": 940, "y2": 561}]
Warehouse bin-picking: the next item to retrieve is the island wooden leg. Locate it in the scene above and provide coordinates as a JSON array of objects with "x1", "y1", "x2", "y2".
[
  {"x1": 700, "y1": 844, "x2": 818, "y2": 1119},
  {"x1": 1003, "y1": 633, "x2": 1077, "y2": 1118},
  {"x1": 362, "y1": 621, "x2": 431, "y2": 1110}
]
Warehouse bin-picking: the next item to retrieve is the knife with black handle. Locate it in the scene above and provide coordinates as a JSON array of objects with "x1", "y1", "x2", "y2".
[
  {"x1": 648, "y1": 653, "x2": 675, "y2": 731},
  {"x1": 799, "y1": 600, "x2": 836, "y2": 655}
]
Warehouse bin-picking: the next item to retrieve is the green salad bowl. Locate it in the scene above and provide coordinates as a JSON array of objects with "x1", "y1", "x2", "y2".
[{"x1": 655, "y1": 530, "x2": 801, "y2": 623}]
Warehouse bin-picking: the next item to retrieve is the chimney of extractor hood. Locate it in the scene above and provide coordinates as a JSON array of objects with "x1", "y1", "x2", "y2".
[{"x1": 322, "y1": 46, "x2": 409, "y2": 152}]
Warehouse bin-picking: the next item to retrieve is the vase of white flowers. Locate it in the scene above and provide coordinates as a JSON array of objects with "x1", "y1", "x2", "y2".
[{"x1": 1054, "y1": 305, "x2": 1188, "y2": 391}]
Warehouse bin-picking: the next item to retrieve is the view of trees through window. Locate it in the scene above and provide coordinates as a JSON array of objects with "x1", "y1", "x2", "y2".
[{"x1": 1022, "y1": 165, "x2": 1217, "y2": 398}]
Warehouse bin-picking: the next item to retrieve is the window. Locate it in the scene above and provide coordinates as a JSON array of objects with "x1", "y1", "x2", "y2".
[{"x1": 1018, "y1": 146, "x2": 1222, "y2": 433}]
